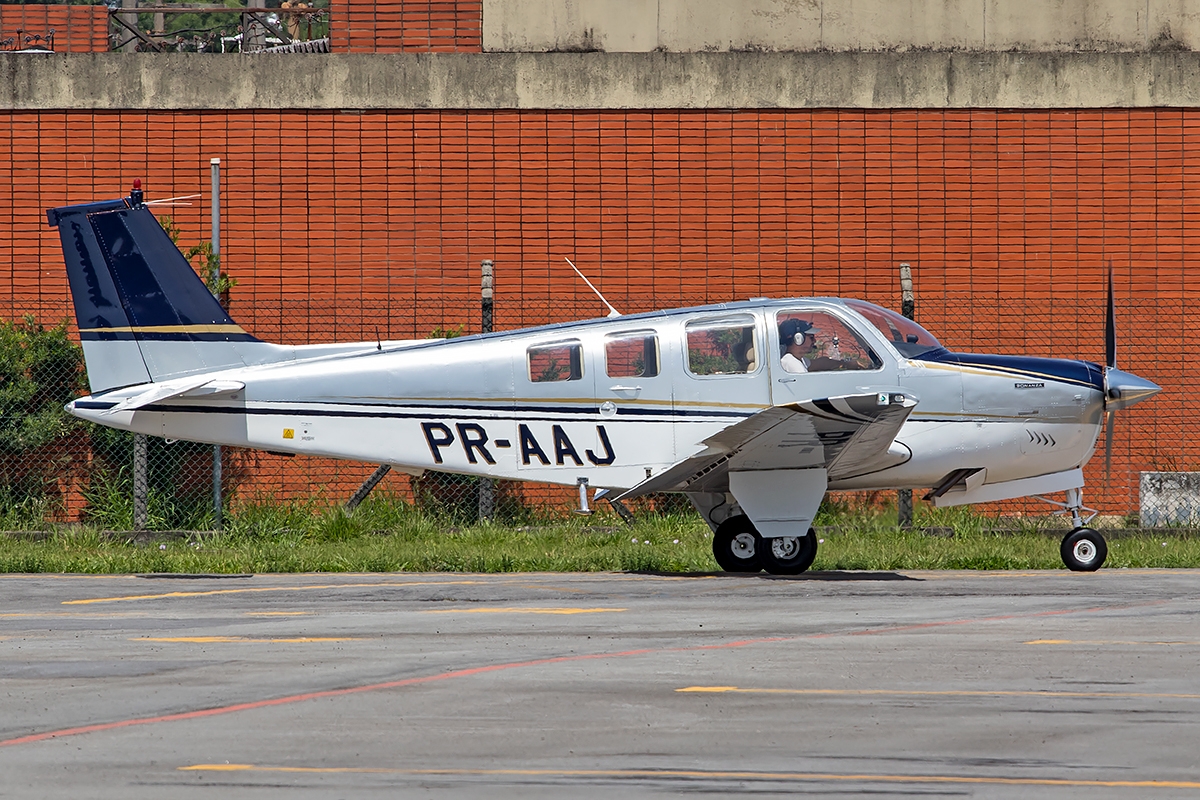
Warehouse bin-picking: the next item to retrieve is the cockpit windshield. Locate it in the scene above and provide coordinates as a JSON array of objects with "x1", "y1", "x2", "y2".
[{"x1": 844, "y1": 300, "x2": 947, "y2": 359}]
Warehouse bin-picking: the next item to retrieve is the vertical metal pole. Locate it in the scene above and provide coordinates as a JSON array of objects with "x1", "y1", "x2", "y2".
[
  {"x1": 211, "y1": 158, "x2": 223, "y2": 530},
  {"x1": 897, "y1": 262, "x2": 914, "y2": 530},
  {"x1": 119, "y1": 0, "x2": 139, "y2": 52},
  {"x1": 478, "y1": 260, "x2": 495, "y2": 521},
  {"x1": 133, "y1": 433, "x2": 148, "y2": 530}
]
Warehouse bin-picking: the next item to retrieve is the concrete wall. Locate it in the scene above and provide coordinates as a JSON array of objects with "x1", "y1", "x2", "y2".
[
  {"x1": 6, "y1": 51, "x2": 1200, "y2": 111},
  {"x1": 483, "y1": 0, "x2": 1200, "y2": 53}
]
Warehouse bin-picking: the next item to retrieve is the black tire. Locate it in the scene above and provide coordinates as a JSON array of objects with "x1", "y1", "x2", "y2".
[
  {"x1": 762, "y1": 527, "x2": 819, "y2": 575},
  {"x1": 1061, "y1": 527, "x2": 1107, "y2": 572},
  {"x1": 712, "y1": 515, "x2": 763, "y2": 573}
]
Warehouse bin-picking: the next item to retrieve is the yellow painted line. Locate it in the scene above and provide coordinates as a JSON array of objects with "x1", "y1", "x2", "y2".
[
  {"x1": 423, "y1": 607, "x2": 626, "y2": 615},
  {"x1": 676, "y1": 686, "x2": 1200, "y2": 700},
  {"x1": 62, "y1": 580, "x2": 487, "y2": 606},
  {"x1": 1027, "y1": 639, "x2": 1200, "y2": 647},
  {"x1": 176, "y1": 764, "x2": 1200, "y2": 789},
  {"x1": 244, "y1": 611, "x2": 313, "y2": 617},
  {"x1": 135, "y1": 636, "x2": 361, "y2": 643}
]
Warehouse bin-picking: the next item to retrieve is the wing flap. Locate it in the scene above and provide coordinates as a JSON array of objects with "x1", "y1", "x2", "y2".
[{"x1": 617, "y1": 389, "x2": 917, "y2": 500}]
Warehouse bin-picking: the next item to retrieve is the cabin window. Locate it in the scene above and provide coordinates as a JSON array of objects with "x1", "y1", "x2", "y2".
[
  {"x1": 776, "y1": 310, "x2": 883, "y2": 373},
  {"x1": 605, "y1": 331, "x2": 659, "y2": 378},
  {"x1": 528, "y1": 341, "x2": 583, "y2": 382},
  {"x1": 685, "y1": 316, "x2": 759, "y2": 376}
]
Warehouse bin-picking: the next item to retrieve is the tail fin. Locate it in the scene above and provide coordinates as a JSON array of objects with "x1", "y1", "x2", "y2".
[{"x1": 48, "y1": 186, "x2": 266, "y2": 393}]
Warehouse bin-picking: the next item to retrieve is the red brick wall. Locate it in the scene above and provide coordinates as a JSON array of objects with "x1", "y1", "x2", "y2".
[
  {"x1": 2, "y1": 108, "x2": 1195, "y2": 513},
  {"x1": 0, "y1": 4, "x2": 108, "y2": 53},
  {"x1": 330, "y1": 0, "x2": 482, "y2": 53}
]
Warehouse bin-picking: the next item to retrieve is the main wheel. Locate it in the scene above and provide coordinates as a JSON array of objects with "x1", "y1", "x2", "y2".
[
  {"x1": 762, "y1": 528, "x2": 819, "y2": 575},
  {"x1": 1061, "y1": 527, "x2": 1107, "y2": 572},
  {"x1": 712, "y1": 515, "x2": 763, "y2": 573}
]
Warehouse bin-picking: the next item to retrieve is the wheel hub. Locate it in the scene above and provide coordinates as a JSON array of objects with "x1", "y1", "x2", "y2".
[
  {"x1": 731, "y1": 532, "x2": 757, "y2": 560},
  {"x1": 1073, "y1": 539, "x2": 1096, "y2": 564},
  {"x1": 771, "y1": 537, "x2": 800, "y2": 560}
]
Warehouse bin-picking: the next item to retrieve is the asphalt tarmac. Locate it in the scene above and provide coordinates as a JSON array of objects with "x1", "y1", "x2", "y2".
[{"x1": 1, "y1": 569, "x2": 1199, "y2": 798}]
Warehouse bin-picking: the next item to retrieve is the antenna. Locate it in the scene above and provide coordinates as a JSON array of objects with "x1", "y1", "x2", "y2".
[
  {"x1": 144, "y1": 193, "x2": 202, "y2": 207},
  {"x1": 564, "y1": 257, "x2": 621, "y2": 318}
]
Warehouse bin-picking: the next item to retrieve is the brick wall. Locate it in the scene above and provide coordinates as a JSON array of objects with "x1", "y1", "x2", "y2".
[
  {"x1": 2, "y1": 108, "x2": 1195, "y2": 513},
  {"x1": 330, "y1": 0, "x2": 482, "y2": 53},
  {"x1": 0, "y1": 4, "x2": 108, "y2": 53}
]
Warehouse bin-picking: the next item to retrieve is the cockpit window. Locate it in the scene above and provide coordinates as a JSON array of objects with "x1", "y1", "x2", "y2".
[
  {"x1": 776, "y1": 310, "x2": 882, "y2": 372},
  {"x1": 844, "y1": 300, "x2": 946, "y2": 359}
]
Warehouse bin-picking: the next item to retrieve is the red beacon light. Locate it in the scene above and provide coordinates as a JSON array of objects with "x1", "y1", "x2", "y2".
[{"x1": 130, "y1": 178, "x2": 144, "y2": 207}]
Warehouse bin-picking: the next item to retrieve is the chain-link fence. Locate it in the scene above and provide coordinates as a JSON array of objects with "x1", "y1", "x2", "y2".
[{"x1": 0, "y1": 277, "x2": 1191, "y2": 531}]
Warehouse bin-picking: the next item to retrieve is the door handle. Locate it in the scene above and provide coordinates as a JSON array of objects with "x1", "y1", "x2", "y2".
[
  {"x1": 777, "y1": 378, "x2": 797, "y2": 384},
  {"x1": 610, "y1": 385, "x2": 642, "y2": 392}
]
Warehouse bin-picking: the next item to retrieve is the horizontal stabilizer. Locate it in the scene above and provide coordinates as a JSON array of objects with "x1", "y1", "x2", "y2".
[
  {"x1": 102, "y1": 377, "x2": 245, "y2": 415},
  {"x1": 618, "y1": 389, "x2": 917, "y2": 500}
]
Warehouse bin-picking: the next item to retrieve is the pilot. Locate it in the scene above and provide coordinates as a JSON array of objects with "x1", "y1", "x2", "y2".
[{"x1": 779, "y1": 318, "x2": 816, "y2": 373}]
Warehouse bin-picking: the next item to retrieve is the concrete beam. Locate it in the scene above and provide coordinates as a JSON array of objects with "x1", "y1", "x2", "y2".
[
  {"x1": 483, "y1": 0, "x2": 1200, "y2": 54},
  {"x1": 4, "y1": 51, "x2": 1200, "y2": 111}
]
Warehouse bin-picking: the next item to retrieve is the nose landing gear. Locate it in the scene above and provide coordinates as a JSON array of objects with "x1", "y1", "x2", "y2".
[{"x1": 1039, "y1": 487, "x2": 1108, "y2": 572}]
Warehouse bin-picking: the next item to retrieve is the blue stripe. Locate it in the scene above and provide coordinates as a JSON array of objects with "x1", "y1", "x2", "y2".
[
  {"x1": 72, "y1": 399, "x2": 749, "y2": 422},
  {"x1": 922, "y1": 351, "x2": 1104, "y2": 390}
]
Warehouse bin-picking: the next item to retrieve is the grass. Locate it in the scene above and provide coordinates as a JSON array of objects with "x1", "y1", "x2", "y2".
[{"x1": 2, "y1": 495, "x2": 1200, "y2": 574}]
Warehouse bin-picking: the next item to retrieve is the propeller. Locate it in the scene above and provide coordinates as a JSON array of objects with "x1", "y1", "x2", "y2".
[
  {"x1": 1104, "y1": 261, "x2": 1115, "y2": 484},
  {"x1": 1101, "y1": 261, "x2": 1163, "y2": 484}
]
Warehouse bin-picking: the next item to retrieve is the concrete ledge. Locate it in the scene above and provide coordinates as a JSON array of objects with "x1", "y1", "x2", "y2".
[{"x1": 4, "y1": 51, "x2": 1200, "y2": 110}]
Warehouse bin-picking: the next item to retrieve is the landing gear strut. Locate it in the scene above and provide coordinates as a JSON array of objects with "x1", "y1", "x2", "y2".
[{"x1": 1039, "y1": 487, "x2": 1108, "y2": 572}]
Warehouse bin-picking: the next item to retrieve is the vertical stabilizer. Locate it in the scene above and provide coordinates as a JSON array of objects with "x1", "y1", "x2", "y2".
[{"x1": 48, "y1": 186, "x2": 267, "y2": 392}]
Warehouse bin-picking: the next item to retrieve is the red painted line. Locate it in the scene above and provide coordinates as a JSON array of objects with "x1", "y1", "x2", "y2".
[
  {"x1": 0, "y1": 637, "x2": 786, "y2": 748},
  {"x1": 0, "y1": 601, "x2": 1152, "y2": 748}
]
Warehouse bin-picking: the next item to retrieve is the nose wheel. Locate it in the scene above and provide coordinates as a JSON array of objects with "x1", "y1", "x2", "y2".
[
  {"x1": 1036, "y1": 487, "x2": 1108, "y2": 571},
  {"x1": 1061, "y1": 527, "x2": 1108, "y2": 572}
]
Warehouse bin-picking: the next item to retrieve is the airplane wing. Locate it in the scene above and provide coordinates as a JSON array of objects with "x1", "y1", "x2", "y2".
[
  {"x1": 102, "y1": 377, "x2": 246, "y2": 415},
  {"x1": 616, "y1": 390, "x2": 918, "y2": 499}
]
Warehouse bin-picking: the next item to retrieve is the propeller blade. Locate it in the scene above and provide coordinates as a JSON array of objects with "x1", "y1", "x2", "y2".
[
  {"x1": 1105, "y1": 260, "x2": 1116, "y2": 369},
  {"x1": 1104, "y1": 409, "x2": 1114, "y2": 486}
]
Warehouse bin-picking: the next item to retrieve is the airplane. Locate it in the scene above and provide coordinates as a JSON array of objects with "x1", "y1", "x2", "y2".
[{"x1": 48, "y1": 184, "x2": 1162, "y2": 574}]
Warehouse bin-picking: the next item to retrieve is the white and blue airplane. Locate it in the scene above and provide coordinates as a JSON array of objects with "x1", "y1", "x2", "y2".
[{"x1": 49, "y1": 185, "x2": 1161, "y2": 573}]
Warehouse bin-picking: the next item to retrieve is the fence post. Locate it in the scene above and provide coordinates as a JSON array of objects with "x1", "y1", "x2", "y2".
[
  {"x1": 478, "y1": 259, "x2": 495, "y2": 521},
  {"x1": 211, "y1": 157, "x2": 223, "y2": 531},
  {"x1": 133, "y1": 433, "x2": 148, "y2": 530},
  {"x1": 897, "y1": 262, "x2": 914, "y2": 530}
]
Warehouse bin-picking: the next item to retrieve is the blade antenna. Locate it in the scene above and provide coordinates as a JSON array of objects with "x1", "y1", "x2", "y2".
[{"x1": 564, "y1": 257, "x2": 621, "y2": 318}]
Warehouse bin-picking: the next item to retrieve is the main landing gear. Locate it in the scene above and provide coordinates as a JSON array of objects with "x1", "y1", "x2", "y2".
[
  {"x1": 712, "y1": 514, "x2": 818, "y2": 575},
  {"x1": 1040, "y1": 487, "x2": 1108, "y2": 572}
]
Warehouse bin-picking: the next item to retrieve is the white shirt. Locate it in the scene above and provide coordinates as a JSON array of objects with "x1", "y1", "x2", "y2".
[{"x1": 780, "y1": 352, "x2": 809, "y2": 373}]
